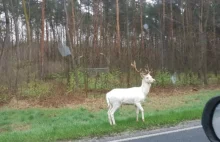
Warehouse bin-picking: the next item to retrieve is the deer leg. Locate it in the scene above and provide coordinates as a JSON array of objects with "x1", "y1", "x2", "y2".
[
  {"x1": 107, "y1": 105, "x2": 113, "y2": 125},
  {"x1": 136, "y1": 106, "x2": 140, "y2": 122},
  {"x1": 135, "y1": 103, "x2": 144, "y2": 122},
  {"x1": 110, "y1": 103, "x2": 120, "y2": 125}
]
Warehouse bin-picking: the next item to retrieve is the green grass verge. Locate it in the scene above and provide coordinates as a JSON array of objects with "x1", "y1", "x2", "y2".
[{"x1": 0, "y1": 90, "x2": 220, "y2": 142}]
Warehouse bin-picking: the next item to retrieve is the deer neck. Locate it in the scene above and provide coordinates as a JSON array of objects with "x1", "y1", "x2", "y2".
[{"x1": 141, "y1": 80, "x2": 151, "y2": 96}]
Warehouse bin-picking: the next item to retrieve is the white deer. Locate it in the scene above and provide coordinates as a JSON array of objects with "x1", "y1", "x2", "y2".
[{"x1": 106, "y1": 61, "x2": 155, "y2": 125}]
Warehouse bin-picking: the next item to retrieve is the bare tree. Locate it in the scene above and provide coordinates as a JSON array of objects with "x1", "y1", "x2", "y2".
[
  {"x1": 92, "y1": 0, "x2": 99, "y2": 52},
  {"x1": 22, "y1": 0, "x2": 31, "y2": 46},
  {"x1": 9, "y1": 0, "x2": 20, "y2": 92},
  {"x1": 212, "y1": 0, "x2": 218, "y2": 76},
  {"x1": 169, "y1": 0, "x2": 175, "y2": 72},
  {"x1": 64, "y1": 0, "x2": 79, "y2": 88},
  {"x1": 199, "y1": 0, "x2": 210, "y2": 85},
  {"x1": 22, "y1": 0, "x2": 31, "y2": 83},
  {"x1": 2, "y1": 0, "x2": 10, "y2": 48},
  {"x1": 115, "y1": 0, "x2": 121, "y2": 56},
  {"x1": 140, "y1": 0, "x2": 144, "y2": 49},
  {"x1": 40, "y1": 0, "x2": 45, "y2": 79},
  {"x1": 0, "y1": 0, "x2": 9, "y2": 66},
  {"x1": 71, "y1": 0, "x2": 76, "y2": 51}
]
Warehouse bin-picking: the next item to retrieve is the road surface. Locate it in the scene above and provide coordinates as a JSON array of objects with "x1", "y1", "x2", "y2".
[
  {"x1": 111, "y1": 126, "x2": 209, "y2": 142},
  {"x1": 77, "y1": 120, "x2": 210, "y2": 142}
]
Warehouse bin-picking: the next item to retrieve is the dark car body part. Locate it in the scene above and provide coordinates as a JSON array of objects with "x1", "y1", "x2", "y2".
[{"x1": 202, "y1": 96, "x2": 220, "y2": 142}]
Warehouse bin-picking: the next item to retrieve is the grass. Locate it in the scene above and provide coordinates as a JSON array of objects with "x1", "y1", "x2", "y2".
[{"x1": 0, "y1": 90, "x2": 220, "y2": 142}]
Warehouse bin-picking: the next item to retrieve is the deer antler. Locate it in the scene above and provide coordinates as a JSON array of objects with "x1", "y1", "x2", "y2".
[
  {"x1": 131, "y1": 61, "x2": 153, "y2": 74},
  {"x1": 131, "y1": 61, "x2": 142, "y2": 73},
  {"x1": 144, "y1": 64, "x2": 153, "y2": 74}
]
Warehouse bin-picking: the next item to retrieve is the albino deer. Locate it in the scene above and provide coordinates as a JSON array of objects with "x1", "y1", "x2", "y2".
[{"x1": 106, "y1": 61, "x2": 155, "y2": 125}]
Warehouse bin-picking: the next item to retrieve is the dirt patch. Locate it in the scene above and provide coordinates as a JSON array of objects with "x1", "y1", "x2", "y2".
[
  {"x1": 1, "y1": 85, "x2": 220, "y2": 110},
  {"x1": 11, "y1": 124, "x2": 31, "y2": 131},
  {"x1": 37, "y1": 93, "x2": 86, "y2": 108},
  {"x1": 145, "y1": 95, "x2": 186, "y2": 111},
  {"x1": 8, "y1": 97, "x2": 33, "y2": 109},
  {"x1": 150, "y1": 84, "x2": 220, "y2": 96},
  {"x1": 6, "y1": 93, "x2": 86, "y2": 109},
  {"x1": 0, "y1": 124, "x2": 30, "y2": 133},
  {"x1": 66, "y1": 97, "x2": 107, "y2": 111}
]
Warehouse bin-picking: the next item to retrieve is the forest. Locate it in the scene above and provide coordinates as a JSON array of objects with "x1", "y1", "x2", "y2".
[
  {"x1": 0, "y1": 0, "x2": 220, "y2": 101},
  {"x1": 1, "y1": 1, "x2": 220, "y2": 141}
]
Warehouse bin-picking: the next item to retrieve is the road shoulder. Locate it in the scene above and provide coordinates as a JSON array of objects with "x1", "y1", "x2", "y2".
[{"x1": 76, "y1": 120, "x2": 201, "y2": 142}]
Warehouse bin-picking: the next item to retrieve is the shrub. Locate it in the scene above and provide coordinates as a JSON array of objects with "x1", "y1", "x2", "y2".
[
  {"x1": 177, "y1": 72, "x2": 200, "y2": 86},
  {"x1": 20, "y1": 80, "x2": 52, "y2": 98},
  {"x1": 154, "y1": 70, "x2": 171, "y2": 86}
]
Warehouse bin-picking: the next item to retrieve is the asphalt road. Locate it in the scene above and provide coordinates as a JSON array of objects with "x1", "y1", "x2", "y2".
[
  {"x1": 77, "y1": 120, "x2": 210, "y2": 142},
  {"x1": 116, "y1": 126, "x2": 209, "y2": 142}
]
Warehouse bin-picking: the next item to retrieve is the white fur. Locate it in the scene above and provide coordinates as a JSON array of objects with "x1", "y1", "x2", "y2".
[{"x1": 106, "y1": 73, "x2": 155, "y2": 125}]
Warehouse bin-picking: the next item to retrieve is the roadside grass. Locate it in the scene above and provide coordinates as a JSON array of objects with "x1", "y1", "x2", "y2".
[{"x1": 0, "y1": 89, "x2": 220, "y2": 142}]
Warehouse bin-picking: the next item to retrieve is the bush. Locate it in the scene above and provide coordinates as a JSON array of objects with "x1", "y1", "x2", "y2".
[
  {"x1": 45, "y1": 69, "x2": 219, "y2": 93},
  {"x1": 0, "y1": 86, "x2": 9, "y2": 103},
  {"x1": 154, "y1": 70, "x2": 171, "y2": 86},
  {"x1": 67, "y1": 69, "x2": 122, "y2": 91},
  {"x1": 177, "y1": 72, "x2": 200, "y2": 86},
  {"x1": 20, "y1": 80, "x2": 52, "y2": 98}
]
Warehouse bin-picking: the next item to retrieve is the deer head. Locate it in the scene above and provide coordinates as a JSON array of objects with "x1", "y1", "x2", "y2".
[{"x1": 131, "y1": 61, "x2": 155, "y2": 84}]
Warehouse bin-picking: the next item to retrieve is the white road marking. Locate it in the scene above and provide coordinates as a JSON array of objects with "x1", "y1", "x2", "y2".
[{"x1": 110, "y1": 125, "x2": 202, "y2": 142}]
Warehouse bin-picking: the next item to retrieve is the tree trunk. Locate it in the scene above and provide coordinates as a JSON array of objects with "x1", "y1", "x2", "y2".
[
  {"x1": 40, "y1": 0, "x2": 45, "y2": 79},
  {"x1": 2, "y1": 0, "x2": 10, "y2": 91},
  {"x1": 10, "y1": 0, "x2": 20, "y2": 93},
  {"x1": 159, "y1": 0, "x2": 165, "y2": 70},
  {"x1": 140, "y1": 0, "x2": 144, "y2": 49},
  {"x1": 199, "y1": 0, "x2": 210, "y2": 85},
  {"x1": 22, "y1": 0, "x2": 31, "y2": 83},
  {"x1": 181, "y1": 0, "x2": 186, "y2": 72},
  {"x1": 115, "y1": 0, "x2": 121, "y2": 56},
  {"x1": 170, "y1": 0, "x2": 175, "y2": 72},
  {"x1": 93, "y1": 0, "x2": 99, "y2": 50},
  {"x1": 212, "y1": 1, "x2": 218, "y2": 76},
  {"x1": 2, "y1": 0, "x2": 10, "y2": 49},
  {"x1": 0, "y1": 0, "x2": 8, "y2": 64},
  {"x1": 71, "y1": 0, "x2": 76, "y2": 53},
  {"x1": 22, "y1": 0, "x2": 31, "y2": 46},
  {"x1": 126, "y1": 0, "x2": 130, "y2": 88},
  {"x1": 64, "y1": 0, "x2": 79, "y2": 89}
]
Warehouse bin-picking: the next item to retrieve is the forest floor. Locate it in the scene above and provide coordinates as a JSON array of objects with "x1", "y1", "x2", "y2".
[{"x1": 1, "y1": 84, "x2": 220, "y2": 110}]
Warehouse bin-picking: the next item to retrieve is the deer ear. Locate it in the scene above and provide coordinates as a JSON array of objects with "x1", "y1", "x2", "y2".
[{"x1": 140, "y1": 73, "x2": 145, "y2": 78}]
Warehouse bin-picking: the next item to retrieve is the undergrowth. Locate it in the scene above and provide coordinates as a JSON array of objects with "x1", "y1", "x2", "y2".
[{"x1": 0, "y1": 69, "x2": 219, "y2": 101}]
